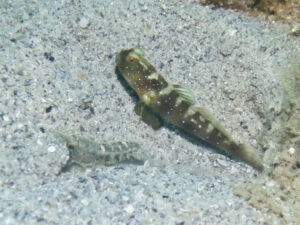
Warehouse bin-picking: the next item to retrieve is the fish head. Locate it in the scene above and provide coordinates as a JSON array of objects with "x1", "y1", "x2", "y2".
[
  {"x1": 116, "y1": 48, "x2": 158, "y2": 95},
  {"x1": 116, "y1": 48, "x2": 144, "y2": 82}
]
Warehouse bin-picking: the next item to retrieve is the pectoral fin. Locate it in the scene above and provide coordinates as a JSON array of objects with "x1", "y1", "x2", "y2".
[{"x1": 134, "y1": 101, "x2": 163, "y2": 130}]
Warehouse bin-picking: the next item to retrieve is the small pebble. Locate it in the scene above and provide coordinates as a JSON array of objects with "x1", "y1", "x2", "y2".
[
  {"x1": 16, "y1": 123, "x2": 23, "y2": 129},
  {"x1": 122, "y1": 196, "x2": 130, "y2": 201},
  {"x1": 3, "y1": 115, "x2": 10, "y2": 122},
  {"x1": 78, "y1": 16, "x2": 90, "y2": 28},
  {"x1": 288, "y1": 147, "x2": 295, "y2": 155},
  {"x1": 124, "y1": 204, "x2": 134, "y2": 214},
  {"x1": 266, "y1": 180, "x2": 276, "y2": 187},
  {"x1": 37, "y1": 139, "x2": 43, "y2": 146},
  {"x1": 81, "y1": 199, "x2": 89, "y2": 206},
  {"x1": 47, "y1": 146, "x2": 56, "y2": 153}
]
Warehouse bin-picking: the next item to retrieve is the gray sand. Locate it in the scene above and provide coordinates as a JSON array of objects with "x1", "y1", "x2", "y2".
[{"x1": 0, "y1": 0, "x2": 299, "y2": 224}]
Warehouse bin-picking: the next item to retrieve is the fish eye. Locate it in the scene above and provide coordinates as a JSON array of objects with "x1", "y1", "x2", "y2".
[{"x1": 127, "y1": 55, "x2": 137, "y2": 62}]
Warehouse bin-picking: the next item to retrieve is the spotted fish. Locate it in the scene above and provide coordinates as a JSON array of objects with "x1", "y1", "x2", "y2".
[
  {"x1": 116, "y1": 48, "x2": 264, "y2": 171},
  {"x1": 55, "y1": 133, "x2": 147, "y2": 173}
]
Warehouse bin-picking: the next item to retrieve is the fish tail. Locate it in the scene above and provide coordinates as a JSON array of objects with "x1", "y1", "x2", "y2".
[{"x1": 236, "y1": 144, "x2": 264, "y2": 171}]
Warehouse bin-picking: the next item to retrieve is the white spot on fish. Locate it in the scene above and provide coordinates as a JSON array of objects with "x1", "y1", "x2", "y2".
[
  {"x1": 217, "y1": 132, "x2": 223, "y2": 138},
  {"x1": 149, "y1": 91, "x2": 156, "y2": 97},
  {"x1": 184, "y1": 106, "x2": 196, "y2": 118},
  {"x1": 206, "y1": 123, "x2": 214, "y2": 134},
  {"x1": 199, "y1": 116, "x2": 205, "y2": 122},
  {"x1": 191, "y1": 118, "x2": 198, "y2": 124},
  {"x1": 148, "y1": 72, "x2": 159, "y2": 80},
  {"x1": 141, "y1": 90, "x2": 156, "y2": 105},
  {"x1": 175, "y1": 96, "x2": 183, "y2": 107},
  {"x1": 159, "y1": 84, "x2": 174, "y2": 96}
]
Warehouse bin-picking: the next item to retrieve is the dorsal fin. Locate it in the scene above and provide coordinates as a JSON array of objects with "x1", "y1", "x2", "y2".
[{"x1": 173, "y1": 84, "x2": 196, "y2": 105}]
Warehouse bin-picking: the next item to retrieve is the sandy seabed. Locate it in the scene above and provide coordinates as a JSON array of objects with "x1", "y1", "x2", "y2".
[{"x1": 0, "y1": 0, "x2": 299, "y2": 224}]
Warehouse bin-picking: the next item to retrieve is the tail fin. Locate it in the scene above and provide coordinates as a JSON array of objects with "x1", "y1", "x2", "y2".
[{"x1": 237, "y1": 144, "x2": 264, "y2": 171}]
